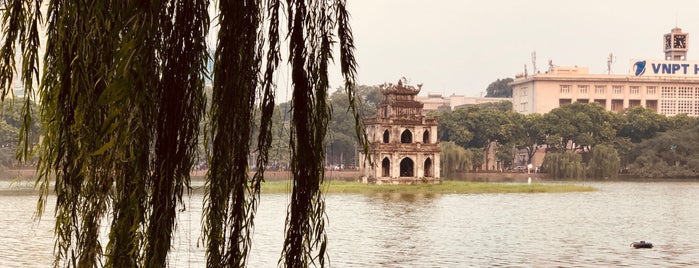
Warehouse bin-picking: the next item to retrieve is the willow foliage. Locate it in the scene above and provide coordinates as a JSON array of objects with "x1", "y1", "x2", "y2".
[
  {"x1": 587, "y1": 144, "x2": 620, "y2": 179},
  {"x1": 542, "y1": 151, "x2": 584, "y2": 179},
  {"x1": 2, "y1": 0, "x2": 360, "y2": 267},
  {"x1": 440, "y1": 141, "x2": 472, "y2": 177}
]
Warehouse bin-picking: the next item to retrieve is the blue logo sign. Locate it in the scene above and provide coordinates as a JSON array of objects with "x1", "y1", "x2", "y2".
[{"x1": 633, "y1": 60, "x2": 646, "y2": 76}]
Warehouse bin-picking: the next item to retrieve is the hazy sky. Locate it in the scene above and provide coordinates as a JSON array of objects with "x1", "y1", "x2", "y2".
[{"x1": 329, "y1": 0, "x2": 699, "y2": 98}]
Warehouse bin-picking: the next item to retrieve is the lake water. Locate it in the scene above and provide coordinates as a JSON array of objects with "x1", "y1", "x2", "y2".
[{"x1": 2, "y1": 180, "x2": 699, "y2": 267}]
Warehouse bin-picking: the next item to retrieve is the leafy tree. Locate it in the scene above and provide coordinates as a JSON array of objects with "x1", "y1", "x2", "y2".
[
  {"x1": 514, "y1": 113, "x2": 547, "y2": 164},
  {"x1": 1, "y1": 1, "x2": 360, "y2": 267},
  {"x1": 437, "y1": 108, "x2": 473, "y2": 147},
  {"x1": 484, "y1": 77, "x2": 514, "y2": 98},
  {"x1": 440, "y1": 141, "x2": 472, "y2": 177},
  {"x1": 612, "y1": 137, "x2": 633, "y2": 171},
  {"x1": 468, "y1": 148, "x2": 485, "y2": 171},
  {"x1": 325, "y1": 85, "x2": 380, "y2": 169},
  {"x1": 617, "y1": 106, "x2": 668, "y2": 143},
  {"x1": 0, "y1": 99, "x2": 41, "y2": 168},
  {"x1": 541, "y1": 151, "x2": 584, "y2": 179},
  {"x1": 495, "y1": 142, "x2": 516, "y2": 169},
  {"x1": 438, "y1": 102, "x2": 519, "y2": 170},
  {"x1": 587, "y1": 144, "x2": 620, "y2": 179},
  {"x1": 666, "y1": 113, "x2": 698, "y2": 130},
  {"x1": 543, "y1": 102, "x2": 618, "y2": 153},
  {"x1": 627, "y1": 121, "x2": 699, "y2": 178}
]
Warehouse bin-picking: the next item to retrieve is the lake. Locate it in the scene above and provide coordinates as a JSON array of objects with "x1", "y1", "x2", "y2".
[{"x1": 2, "y1": 180, "x2": 698, "y2": 267}]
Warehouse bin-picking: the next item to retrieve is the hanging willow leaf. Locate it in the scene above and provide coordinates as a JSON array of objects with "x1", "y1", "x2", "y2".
[{"x1": 4, "y1": 0, "x2": 362, "y2": 267}]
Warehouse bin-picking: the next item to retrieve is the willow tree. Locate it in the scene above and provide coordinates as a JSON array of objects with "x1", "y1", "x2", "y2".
[{"x1": 1, "y1": 0, "x2": 361, "y2": 267}]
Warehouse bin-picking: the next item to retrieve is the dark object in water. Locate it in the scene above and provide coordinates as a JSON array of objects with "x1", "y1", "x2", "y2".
[{"x1": 630, "y1": 241, "x2": 653, "y2": 248}]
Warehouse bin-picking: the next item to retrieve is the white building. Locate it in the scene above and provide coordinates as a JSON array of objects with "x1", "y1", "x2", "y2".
[{"x1": 511, "y1": 27, "x2": 699, "y2": 116}]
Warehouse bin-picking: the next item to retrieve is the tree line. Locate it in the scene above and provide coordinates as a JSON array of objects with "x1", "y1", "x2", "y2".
[
  {"x1": 275, "y1": 83, "x2": 699, "y2": 179},
  {"x1": 437, "y1": 101, "x2": 699, "y2": 179}
]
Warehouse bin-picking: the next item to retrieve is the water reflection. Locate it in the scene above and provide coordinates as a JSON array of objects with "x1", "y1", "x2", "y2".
[{"x1": 2, "y1": 181, "x2": 699, "y2": 267}]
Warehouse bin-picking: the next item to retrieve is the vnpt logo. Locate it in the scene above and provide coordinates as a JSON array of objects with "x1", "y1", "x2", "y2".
[{"x1": 633, "y1": 60, "x2": 646, "y2": 76}]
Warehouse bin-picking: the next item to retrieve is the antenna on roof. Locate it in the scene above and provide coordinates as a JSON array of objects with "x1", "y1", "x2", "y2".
[
  {"x1": 607, "y1": 52, "x2": 615, "y2": 74},
  {"x1": 531, "y1": 51, "x2": 537, "y2": 74}
]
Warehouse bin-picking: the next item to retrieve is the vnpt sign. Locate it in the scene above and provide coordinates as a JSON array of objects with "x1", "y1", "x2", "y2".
[{"x1": 631, "y1": 60, "x2": 699, "y2": 77}]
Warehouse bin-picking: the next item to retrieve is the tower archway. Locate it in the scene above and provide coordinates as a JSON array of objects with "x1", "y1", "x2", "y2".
[
  {"x1": 383, "y1": 129, "x2": 390, "y2": 143},
  {"x1": 424, "y1": 158, "x2": 432, "y2": 177},
  {"x1": 399, "y1": 157, "x2": 414, "y2": 177},
  {"x1": 381, "y1": 157, "x2": 390, "y2": 177},
  {"x1": 401, "y1": 129, "x2": 412, "y2": 144}
]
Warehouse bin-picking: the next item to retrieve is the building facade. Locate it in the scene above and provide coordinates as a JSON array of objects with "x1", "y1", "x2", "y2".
[
  {"x1": 360, "y1": 78, "x2": 440, "y2": 184},
  {"x1": 419, "y1": 93, "x2": 511, "y2": 113},
  {"x1": 511, "y1": 28, "x2": 699, "y2": 117}
]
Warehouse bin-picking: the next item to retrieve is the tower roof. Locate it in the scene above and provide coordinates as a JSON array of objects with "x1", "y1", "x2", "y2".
[{"x1": 379, "y1": 77, "x2": 422, "y2": 95}]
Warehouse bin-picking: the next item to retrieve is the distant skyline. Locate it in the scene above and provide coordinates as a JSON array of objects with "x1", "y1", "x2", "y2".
[{"x1": 319, "y1": 0, "x2": 699, "y2": 100}]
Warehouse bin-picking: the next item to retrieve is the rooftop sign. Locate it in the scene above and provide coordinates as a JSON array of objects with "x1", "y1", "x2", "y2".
[{"x1": 631, "y1": 60, "x2": 699, "y2": 77}]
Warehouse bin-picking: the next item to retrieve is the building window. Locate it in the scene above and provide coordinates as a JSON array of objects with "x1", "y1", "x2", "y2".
[
  {"x1": 422, "y1": 130, "x2": 430, "y2": 143},
  {"x1": 578, "y1": 85, "x2": 589, "y2": 94},
  {"x1": 612, "y1": 85, "x2": 623, "y2": 94},
  {"x1": 661, "y1": 86, "x2": 676, "y2": 98},
  {"x1": 679, "y1": 87, "x2": 693, "y2": 99},
  {"x1": 559, "y1": 99, "x2": 572, "y2": 106},
  {"x1": 594, "y1": 99, "x2": 606, "y2": 107},
  {"x1": 630, "y1": 86, "x2": 640, "y2": 95},
  {"x1": 629, "y1": 99, "x2": 641, "y2": 108},
  {"x1": 594, "y1": 85, "x2": 606, "y2": 94},
  {"x1": 383, "y1": 130, "x2": 390, "y2": 143},
  {"x1": 560, "y1": 85, "x2": 571, "y2": 94},
  {"x1": 611, "y1": 99, "x2": 624, "y2": 112},
  {"x1": 519, "y1": 102, "x2": 528, "y2": 112},
  {"x1": 646, "y1": 86, "x2": 657, "y2": 95}
]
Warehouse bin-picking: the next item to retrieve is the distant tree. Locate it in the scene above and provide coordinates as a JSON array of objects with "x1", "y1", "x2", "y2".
[
  {"x1": 514, "y1": 113, "x2": 547, "y2": 164},
  {"x1": 628, "y1": 121, "x2": 699, "y2": 178},
  {"x1": 440, "y1": 141, "x2": 472, "y2": 177},
  {"x1": 437, "y1": 109, "x2": 473, "y2": 147},
  {"x1": 326, "y1": 85, "x2": 381, "y2": 168},
  {"x1": 587, "y1": 144, "x2": 620, "y2": 179},
  {"x1": 541, "y1": 151, "x2": 584, "y2": 179},
  {"x1": 617, "y1": 106, "x2": 668, "y2": 143},
  {"x1": 438, "y1": 102, "x2": 519, "y2": 170},
  {"x1": 666, "y1": 113, "x2": 698, "y2": 131},
  {"x1": 543, "y1": 102, "x2": 618, "y2": 153},
  {"x1": 468, "y1": 148, "x2": 485, "y2": 171},
  {"x1": 0, "y1": 99, "x2": 41, "y2": 168},
  {"x1": 484, "y1": 78, "x2": 514, "y2": 98}
]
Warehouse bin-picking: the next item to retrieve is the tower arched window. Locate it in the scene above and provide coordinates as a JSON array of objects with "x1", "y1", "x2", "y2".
[
  {"x1": 423, "y1": 130, "x2": 430, "y2": 144},
  {"x1": 400, "y1": 129, "x2": 412, "y2": 144},
  {"x1": 424, "y1": 158, "x2": 432, "y2": 177},
  {"x1": 399, "y1": 158, "x2": 414, "y2": 177},
  {"x1": 383, "y1": 130, "x2": 390, "y2": 143},
  {"x1": 382, "y1": 157, "x2": 390, "y2": 177}
]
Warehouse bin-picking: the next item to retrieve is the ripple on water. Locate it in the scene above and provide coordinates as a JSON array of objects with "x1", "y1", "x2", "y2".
[{"x1": 3, "y1": 181, "x2": 699, "y2": 267}]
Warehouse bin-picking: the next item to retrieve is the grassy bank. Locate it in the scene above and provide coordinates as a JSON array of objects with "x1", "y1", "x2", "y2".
[{"x1": 259, "y1": 180, "x2": 595, "y2": 194}]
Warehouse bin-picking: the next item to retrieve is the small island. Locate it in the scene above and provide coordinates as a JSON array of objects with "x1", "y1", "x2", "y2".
[{"x1": 259, "y1": 180, "x2": 595, "y2": 195}]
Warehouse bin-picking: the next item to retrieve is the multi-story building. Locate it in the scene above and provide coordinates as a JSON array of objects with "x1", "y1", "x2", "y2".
[
  {"x1": 419, "y1": 93, "x2": 511, "y2": 113},
  {"x1": 511, "y1": 27, "x2": 699, "y2": 116}
]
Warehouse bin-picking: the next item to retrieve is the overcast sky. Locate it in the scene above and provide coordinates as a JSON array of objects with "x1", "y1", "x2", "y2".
[{"x1": 326, "y1": 0, "x2": 699, "y2": 98}]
